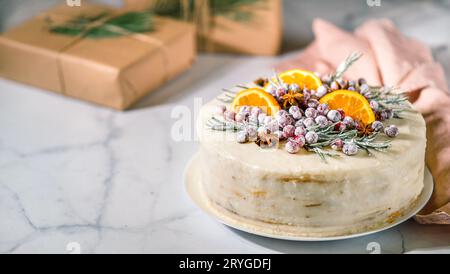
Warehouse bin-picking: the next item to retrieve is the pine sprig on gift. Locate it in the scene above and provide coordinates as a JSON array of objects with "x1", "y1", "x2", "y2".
[
  {"x1": 150, "y1": 0, "x2": 263, "y2": 21},
  {"x1": 49, "y1": 11, "x2": 154, "y2": 39},
  {"x1": 212, "y1": 0, "x2": 263, "y2": 21}
]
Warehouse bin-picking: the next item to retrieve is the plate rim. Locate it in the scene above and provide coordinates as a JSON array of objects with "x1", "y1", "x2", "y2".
[{"x1": 184, "y1": 153, "x2": 434, "y2": 241}]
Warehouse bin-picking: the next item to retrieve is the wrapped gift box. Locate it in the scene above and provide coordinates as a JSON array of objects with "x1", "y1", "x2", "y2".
[
  {"x1": 125, "y1": 0, "x2": 282, "y2": 55},
  {"x1": 0, "y1": 3, "x2": 196, "y2": 110}
]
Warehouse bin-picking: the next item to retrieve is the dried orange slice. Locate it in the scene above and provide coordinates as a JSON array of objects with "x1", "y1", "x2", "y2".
[
  {"x1": 231, "y1": 88, "x2": 280, "y2": 116},
  {"x1": 319, "y1": 90, "x2": 375, "y2": 124},
  {"x1": 278, "y1": 69, "x2": 323, "y2": 90}
]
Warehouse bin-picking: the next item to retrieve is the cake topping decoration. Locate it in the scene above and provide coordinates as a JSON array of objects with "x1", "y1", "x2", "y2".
[{"x1": 206, "y1": 53, "x2": 409, "y2": 162}]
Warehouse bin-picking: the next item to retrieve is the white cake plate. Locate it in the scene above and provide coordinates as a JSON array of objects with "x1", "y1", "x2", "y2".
[{"x1": 184, "y1": 153, "x2": 434, "y2": 241}]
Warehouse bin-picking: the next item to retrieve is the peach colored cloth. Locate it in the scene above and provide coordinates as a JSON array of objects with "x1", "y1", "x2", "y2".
[{"x1": 278, "y1": 19, "x2": 450, "y2": 225}]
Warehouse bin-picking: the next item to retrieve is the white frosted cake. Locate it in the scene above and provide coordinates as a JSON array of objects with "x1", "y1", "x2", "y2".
[{"x1": 194, "y1": 55, "x2": 427, "y2": 237}]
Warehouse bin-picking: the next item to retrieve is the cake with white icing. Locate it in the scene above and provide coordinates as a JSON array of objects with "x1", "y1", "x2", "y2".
[{"x1": 195, "y1": 54, "x2": 426, "y2": 237}]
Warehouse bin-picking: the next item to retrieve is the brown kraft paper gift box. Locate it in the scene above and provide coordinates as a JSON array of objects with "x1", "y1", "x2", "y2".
[
  {"x1": 125, "y1": 0, "x2": 282, "y2": 56},
  {"x1": 0, "y1": 3, "x2": 196, "y2": 110}
]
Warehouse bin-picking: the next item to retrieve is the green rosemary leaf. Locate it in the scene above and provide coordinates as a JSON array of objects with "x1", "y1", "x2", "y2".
[{"x1": 331, "y1": 52, "x2": 362, "y2": 81}]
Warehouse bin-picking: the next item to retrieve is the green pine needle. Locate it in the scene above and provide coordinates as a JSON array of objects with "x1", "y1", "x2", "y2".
[{"x1": 49, "y1": 11, "x2": 154, "y2": 39}]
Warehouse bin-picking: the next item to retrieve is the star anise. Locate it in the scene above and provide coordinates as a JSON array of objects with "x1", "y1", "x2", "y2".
[
  {"x1": 281, "y1": 90, "x2": 303, "y2": 108},
  {"x1": 357, "y1": 123, "x2": 374, "y2": 137}
]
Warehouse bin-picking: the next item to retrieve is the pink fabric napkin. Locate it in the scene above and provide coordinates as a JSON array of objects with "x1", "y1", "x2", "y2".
[{"x1": 278, "y1": 19, "x2": 450, "y2": 225}]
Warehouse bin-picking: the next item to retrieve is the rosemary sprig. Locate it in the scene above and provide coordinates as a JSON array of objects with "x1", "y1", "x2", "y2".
[
  {"x1": 331, "y1": 52, "x2": 362, "y2": 81},
  {"x1": 305, "y1": 124, "x2": 390, "y2": 159},
  {"x1": 206, "y1": 52, "x2": 408, "y2": 162},
  {"x1": 353, "y1": 133, "x2": 391, "y2": 155},
  {"x1": 206, "y1": 117, "x2": 243, "y2": 131},
  {"x1": 305, "y1": 147, "x2": 339, "y2": 162}
]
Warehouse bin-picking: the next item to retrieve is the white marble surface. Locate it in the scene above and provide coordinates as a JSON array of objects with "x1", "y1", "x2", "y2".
[{"x1": 1, "y1": 0, "x2": 450, "y2": 254}]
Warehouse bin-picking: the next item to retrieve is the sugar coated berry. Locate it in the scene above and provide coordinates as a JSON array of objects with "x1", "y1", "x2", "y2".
[
  {"x1": 289, "y1": 83, "x2": 300, "y2": 92},
  {"x1": 316, "y1": 85, "x2": 328, "y2": 98},
  {"x1": 348, "y1": 80, "x2": 356, "y2": 87},
  {"x1": 331, "y1": 138, "x2": 344, "y2": 150},
  {"x1": 342, "y1": 116, "x2": 354, "y2": 128},
  {"x1": 337, "y1": 109, "x2": 345, "y2": 118},
  {"x1": 337, "y1": 79, "x2": 348, "y2": 89},
  {"x1": 258, "y1": 113, "x2": 267, "y2": 125},
  {"x1": 276, "y1": 110, "x2": 288, "y2": 118},
  {"x1": 305, "y1": 108, "x2": 318, "y2": 119},
  {"x1": 343, "y1": 142, "x2": 358, "y2": 155},
  {"x1": 235, "y1": 113, "x2": 246, "y2": 123},
  {"x1": 359, "y1": 83, "x2": 370, "y2": 94},
  {"x1": 283, "y1": 125, "x2": 295, "y2": 138},
  {"x1": 305, "y1": 131, "x2": 319, "y2": 144},
  {"x1": 303, "y1": 117, "x2": 316, "y2": 128},
  {"x1": 264, "y1": 116, "x2": 274, "y2": 126},
  {"x1": 224, "y1": 110, "x2": 236, "y2": 121},
  {"x1": 276, "y1": 88, "x2": 287, "y2": 97},
  {"x1": 285, "y1": 140, "x2": 300, "y2": 154},
  {"x1": 279, "y1": 114, "x2": 295, "y2": 128},
  {"x1": 371, "y1": 121, "x2": 384, "y2": 132},
  {"x1": 370, "y1": 100, "x2": 379, "y2": 111},
  {"x1": 267, "y1": 120, "x2": 280, "y2": 133},
  {"x1": 303, "y1": 90, "x2": 311, "y2": 101},
  {"x1": 384, "y1": 125, "x2": 399, "y2": 137},
  {"x1": 295, "y1": 119, "x2": 305, "y2": 127},
  {"x1": 330, "y1": 81, "x2": 340, "y2": 90},
  {"x1": 327, "y1": 110, "x2": 342, "y2": 122},
  {"x1": 334, "y1": 122, "x2": 346, "y2": 132},
  {"x1": 289, "y1": 106, "x2": 302, "y2": 119},
  {"x1": 379, "y1": 110, "x2": 391, "y2": 121},
  {"x1": 251, "y1": 107, "x2": 262, "y2": 117},
  {"x1": 347, "y1": 86, "x2": 356, "y2": 91},
  {"x1": 236, "y1": 130, "x2": 248, "y2": 143},
  {"x1": 289, "y1": 105, "x2": 300, "y2": 114},
  {"x1": 307, "y1": 99, "x2": 320, "y2": 108},
  {"x1": 358, "y1": 78, "x2": 367, "y2": 86},
  {"x1": 317, "y1": 103, "x2": 329, "y2": 115},
  {"x1": 216, "y1": 105, "x2": 226, "y2": 116},
  {"x1": 246, "y1": 126, "x2": 258, "y2": 141},
  {"x1": 294, "y1": 126, "x2": 306, "y2": 136},
  {"x1": 291, "y1": 110, "x2": 303, "y2": 120},
  {"x1": 290, "y1": 135, "x2": 306, "y2": 147},
  {"x1": 249, "y1": 113, "x2": 259, "y2": 126},
  {"x1": 315, "y1": 115, "x2": 328, "y2": 128}
]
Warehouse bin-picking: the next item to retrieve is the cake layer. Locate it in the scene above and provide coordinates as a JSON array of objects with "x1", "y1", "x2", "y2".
[{"x1": 197, "y1": 93, "x2": 426, "y2": 236}]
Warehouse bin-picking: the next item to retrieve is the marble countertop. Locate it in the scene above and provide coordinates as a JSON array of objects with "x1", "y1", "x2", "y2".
[{"x1": 1, "y1": 0, "x2": 450, "y2": 254}]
